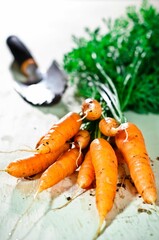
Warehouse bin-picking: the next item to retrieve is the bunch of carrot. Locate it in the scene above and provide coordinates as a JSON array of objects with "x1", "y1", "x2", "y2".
[{"x1": 2, "y1": 98, "x2": 157, "y2": 238}]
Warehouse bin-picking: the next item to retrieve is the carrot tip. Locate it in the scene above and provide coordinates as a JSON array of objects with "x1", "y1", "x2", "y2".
[
  {"x1": 77, "y1": 182, "x2": 84, "y2": 189},
  {"x1": 93, "y1": 220, "x2": 107, "y2": 240},
  {"x1": 34, "y1": 188, "x2": 41, "y2": 198}
]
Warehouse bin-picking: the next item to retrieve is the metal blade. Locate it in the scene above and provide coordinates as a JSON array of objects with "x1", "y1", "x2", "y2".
[
  {"x1": 11, "y1": 60, "x2": 68, "y2": 105},
  {"x1": 45, "y1": 60, "x2": 68, "y2": 95}
]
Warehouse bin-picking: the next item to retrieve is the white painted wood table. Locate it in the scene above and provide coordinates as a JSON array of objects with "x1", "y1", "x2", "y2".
[{"x1": 0, "y1": 1, "x2": 159, "y2": 240}]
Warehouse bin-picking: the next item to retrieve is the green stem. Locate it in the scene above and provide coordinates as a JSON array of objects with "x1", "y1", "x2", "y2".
[
  {"x1": 99, "y1": 88, "x2": 121, "y2": 123},
  {"x1": 95, "y1": 78, "x2": 125, "y2": 123},
  {"x1": 121, "y1": 51, "x2": 143, "y2": 111},
  {"x1": 96, "y1": 63, "x2": 120, "y2": 105},
  {"x1": 93, "y1": 121, "x2": 101, "y2": 139},
  {"x1": 100, "y1": 83, "x2": 122, "y2": 119},
  {"x1": 94, "y1": 63, "x2": 125, "y2": 122}
]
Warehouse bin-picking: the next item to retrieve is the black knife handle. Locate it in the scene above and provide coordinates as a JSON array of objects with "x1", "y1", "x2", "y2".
[
  {"x1": 6, "y1": 35, "x2": 35, "y2": 65},
  {"x1": 6, "y1": 35, "x2": 38, "y2": 76}
]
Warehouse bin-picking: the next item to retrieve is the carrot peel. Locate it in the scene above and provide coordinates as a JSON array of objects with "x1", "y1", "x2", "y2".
[
  {"x1": 90, "y1": 138, "x2": 118, "y2": 236},
  {"x1": 37, "y1": 147, "x2": 83, "y2": 193},
  {"x1": 36, "y1": 112, "x2": 82, "y2": 154},
  {"x1": 115, "y1": 122, "x2": 157, "y2": 204},
  {"x1": 5, "y1": 143, "x2": 70, "y2": 178}
]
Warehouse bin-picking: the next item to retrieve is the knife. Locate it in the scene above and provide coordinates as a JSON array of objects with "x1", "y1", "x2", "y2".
[{"x1": 6, "y1": 35, "x2": 68, "y2": 105}]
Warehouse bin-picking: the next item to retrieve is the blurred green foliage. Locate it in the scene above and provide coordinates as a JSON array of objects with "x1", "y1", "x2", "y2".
[{"x1": 63, "y1": 0, "x2": 159, "y2": 114}]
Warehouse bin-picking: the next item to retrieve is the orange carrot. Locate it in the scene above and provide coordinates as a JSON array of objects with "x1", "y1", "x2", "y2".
[
  {"x1": 77, "y1": 150, "x2": 95, "y2": 189},
  {"x1": 90, "y1": 138, "x2": 118, "y2": 235},
  {"x1": 74, "y1": 130, "x2": 91, "y2": 150},
  {"x1": 35, "y1": 135, "x2": 45, "y2": 148},
  {"x1": 37, "y1": 147, "x2": 83, "y2": 193},
  {"x1": 81, "y1": 98, "x2": 102, "y2": 121},
  {"x1": 36, "y1": 112, "x2": 82, "y2": 154},
  {"x1": 99, "y1": 117, "x2": 119, "y2": 137},
  {"x1": 115, "y1": 122, "x2": 157, "y2": 204},
  {"x1": 114, "y1": 147, "x2": 125, "y2": 164},
  {"x1": 5, "y1": 143, "x2": 70, "y2": 178}
]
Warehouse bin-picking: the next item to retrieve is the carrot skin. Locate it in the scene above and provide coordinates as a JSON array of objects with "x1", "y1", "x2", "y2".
[
  {"x1": 90, "y1": 138, "x2": 118, "y2": 226},
  {"x1": 114, "y1": 147, "x2": 125, "y2": 164},
  {"x1": 36, "y1": 112, "x2": 82, "y2": 154},
  {"x1": 35, "y1": 135, "x2": 45, "y2": 148},
  {"x1": 6, "y1": 143, "x2": 70, "y2": 178},
  {"x1": 74, "y1": 130, "x2": 91, "y2": 149},
  {"x1": 37, "y1": 147, "x2": 83, "y2": 193},
  {"x1": 115, "y1": 122, "x2": 157, "y2": 204},
  {"x1": 77, "y1": 150, "x2": 95, "y2": 188},
  {"x1": 99, "y1": 117, "x2": 119, "y2": 137},
  {"x1": 82, "y1": 98, "x2": 102, "y2": 121}
]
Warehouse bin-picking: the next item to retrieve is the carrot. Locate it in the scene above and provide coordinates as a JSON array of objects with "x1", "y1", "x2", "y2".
[
  {"x1": 99, "y1": 117, "x2": 120, "y2": 137},
  {"x1": 74, "y1": 130, "x2": 91, "y2": 150},
  {"x1": 114, "y1": 146, "x2": 125, "y2": 164},
  {"x1": 35, "y1": 135, "x2": 45, "y2": 148},
  {"x1": 51, "y1": 149, "x2": 93, "y2": 211},
  {"x1": 49, "y1": 148, "x2": 92, "y2": 211},
  {"x1": 77, "y1": 150, "x2": 95, "y2": 189},
  {"x1": 90, "y1": 138, "x2": 118, "y2": 236},
  {"x1": 81, "y1": 98, "x2": 102, "y2": 120},
  {"x1": 37, "y1": 147, "x2": 83, "y2": 193},
  {"x1": 5, "y1": 143, "x2": 70, "y2": 178},
  {"x1": 115, "y1": 122, "x2": 157, "y2": 204},
  {"x1": 36, "y1": 112, "x2": 82, "y2": 154}
]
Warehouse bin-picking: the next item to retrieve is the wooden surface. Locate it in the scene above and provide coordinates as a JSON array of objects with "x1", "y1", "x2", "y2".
[{"x1": 0, "y1": 1, "x2": 159, "y2": 240}]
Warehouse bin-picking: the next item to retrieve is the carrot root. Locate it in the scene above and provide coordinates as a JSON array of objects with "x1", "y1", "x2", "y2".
[
  {"x1": 93, "y1": 220, "x2": 107, "y2": 240},
  {"x1": 0, "y1": 148, "x2": 37, "y2": 154},
  {"x1": 52, "y1": 188, "x2": 86, "y2": 211},
  {"x1": 90, "y1": 138, "x2": 118, "y2": 234},
  {"x1": 7, "y1": 196, "x2": 37, "y2": 240},
  {"x1": 36, "y1": 112, "x2": 82, "y2": 154},
  {"x1": 81, "y1": 98, "x2": 102, "y2": 121},
  {"x1": 77, "y1": 150, "x2": 95, "y2": 189},
  {"x1": 115, "y1": 122, "x2": 157, "y2": 204},
  {"x1": 37, "y1": 147, "x2": 83, "y2": 194},
  {"x1": 5, "y1": 143, "x2": 70, "y2": 178}
]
